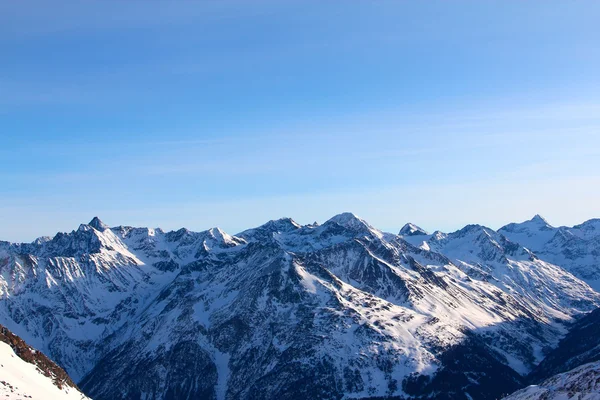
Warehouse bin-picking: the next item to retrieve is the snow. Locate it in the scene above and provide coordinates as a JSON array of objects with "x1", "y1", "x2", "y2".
[
  {"x1": 1, "y1": 213, "x2": 599, "y2": 398},
  {"x1": 295, "y1": 263, "x2": 319, "y2": 294},
  {"x1": 500, "y1": 216, "x2": 600, "y2": 292},
  {"x1": 213, "y1": 350, "x2": 230, "y2": 400},
  {"x1": 0, "y1": 342, "x2": 89, "y2": 400},
  {"x1": 399, "y1": 222, "x2": 429, "y2": 236},
  {"x1": 503, "y1": 361, "x2": 600, "y2": 399}
]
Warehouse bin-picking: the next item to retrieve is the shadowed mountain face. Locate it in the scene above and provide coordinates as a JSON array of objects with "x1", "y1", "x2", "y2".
[
  {"x1": 503, "y1": 360, "x2": 600, "y2": 400},
  {"x1": 0, "y1": 214, "x2": 599, "y2": 399},
  {"x1": 527, "y1": 307, "x2": 600, "y2": 384}
]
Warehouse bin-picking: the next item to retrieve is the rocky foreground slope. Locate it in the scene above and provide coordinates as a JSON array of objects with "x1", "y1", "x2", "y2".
[
  {"x1": 0, "y1": 323, "x2": 88, "y2": 399},
  {"x1": 0, "y1": 213, "x2": 599, "y2": 399}
]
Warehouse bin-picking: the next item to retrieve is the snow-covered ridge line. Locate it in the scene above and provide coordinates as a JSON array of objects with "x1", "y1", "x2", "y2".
[
  {"x1": 2, "y1": 213, "x2": 598, "y2": 250},
  {"x1": 0, "y1": 323, "x2": 89, "y2": 399},
  {"x1": 503, "y1": 361, "x2": 600, "y2": 400},
  {"x1": 0, "y1": 212, "x2": 598, "y2": 400}
]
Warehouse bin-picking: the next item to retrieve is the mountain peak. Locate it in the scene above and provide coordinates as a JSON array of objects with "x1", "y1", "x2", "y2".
[
  {"x1": 207, "y1": 227, "x2": 235, "y2": 242},
  {"x1": 325, "y1": 212, "x2": 383, "y2": 238},
  {"x1": 326, "y1": 212, "x2": 363, "y2": 226},
  {"x1": 89, "y1": 217, "x2": 109, "y2": 231},
  {"x1": 236, "y1": 217, "x2": 301, "y2": 240},
  {"x1": 259, "y1": 217, "x2": 302, "y2": 233},
  {"x1": 399, "y1": 223, "x2": 428, "y2": 236},
  {"x1": 457, "y1": 224, "x2": 487, "y2": 234},
  {"x1": 205, "y1": 227, "x2": 246, "y2": 247},
  {"x1": 531, "y1": 214, "x2": 549, "y2": 224},
  {"x1": 274, "y1": 217, "x2": 302, "y2": 228}
]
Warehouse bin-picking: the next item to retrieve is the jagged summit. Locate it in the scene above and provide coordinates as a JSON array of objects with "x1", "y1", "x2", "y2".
[
  {"x1": 431, "y1": 230, "x2": 447, "y2": 240},
  {"x1": 273, "y1": 217, "x2": 302, "y2": 228},
  {"x1": 32, "y1": 236, "x2": 53, "y2": 245},
  {"x1": 454, "y1": 223, "x2": 494, "y2": 236},
  {"x1": 206, "y1": 227, "x2": 246, "y2": 247},
  {"x1": 399, "y1": 223, "x2": 428, "y2": 236},
  {"x1": 572, "y1": 218, "x2": 600, "y2": 233},
  {"x1": 236, "y1": 217, "x2": 302, "y2": 242},
  {"x1": 324, "y1": 212, "x2": 384, "y2": 239},
  {"x1": 499, "y1": 215, "x2": 554, "y2": 237},
  {"x1": 259, "y1": 217, "x2": 301, "y2": 231},
  {"x1": 2, "y1": 213, "x2": 600, "y2": 400},
  {"x1": 499, "y1": 214, "x2": 600, "y2": 291},
  {"x1": 207, "y1": 227, "x2": 227, "y2": 238},
  {"x1": 326, "y1": 212, "x2": 369, "y2": 229},
  {"x1": 530, "y1": 214, "x2": 551, "y2": 226},
  {"x1": 88, "y1": 216, "x2": 109, "y2": 231}
]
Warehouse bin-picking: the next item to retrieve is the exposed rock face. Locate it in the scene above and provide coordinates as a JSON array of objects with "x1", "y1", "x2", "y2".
[
  {"x1": 0, "y1": 323, "x2": 78, "y2": 390},
  {"x1": 399, "y1": 223, "x2": 429, "y2": 237},
  {"x1": 0, "y1": 214, "x2": 599, "y2": 399},
  {"x1": 0, "y1": 323, "x2": 88, "y2": 399}
]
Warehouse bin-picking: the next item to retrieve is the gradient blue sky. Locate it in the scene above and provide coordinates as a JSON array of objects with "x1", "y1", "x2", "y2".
[{"x1": 2, "y1": 1, "x2": 600, "y2": 242}]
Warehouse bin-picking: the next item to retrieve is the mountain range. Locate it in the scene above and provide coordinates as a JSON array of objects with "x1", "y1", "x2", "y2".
[{"x1": 0, "y1": 213, "x2": 599, "y2": 399}]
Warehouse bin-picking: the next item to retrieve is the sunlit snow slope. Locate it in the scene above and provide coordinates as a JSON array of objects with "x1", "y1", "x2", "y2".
[
  {"x1": 0, "y1": 325, "x2": 88, "y2": 400},
  {"x1": 0, "y1": 213, "x2": 598, "y2": 400}
]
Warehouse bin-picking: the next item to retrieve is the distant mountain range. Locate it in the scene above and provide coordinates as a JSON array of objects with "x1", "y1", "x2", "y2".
[{"x1": 1, "y1": 213, "x2": 599, "y2": 399}]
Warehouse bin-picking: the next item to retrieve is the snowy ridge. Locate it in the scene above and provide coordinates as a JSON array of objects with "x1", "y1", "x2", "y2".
[
  {"x1": 0, "y1": 213, "x2": 598, "y2": 399},
  {"x1": 0, "y1": 324, "x2": 88, "y2": 400},
  {"x1": 399, "y1": 223, "x2": 429, "y2": 237},
  {"x1": 500, "y1": 215, "x2": 600, "y2": 291},
  {"x1": 0, "y1": 342, "x2": 89, "y2": 400},
  {"x1": 503, "y1": 361, "x2": 600, "y2": 400}
]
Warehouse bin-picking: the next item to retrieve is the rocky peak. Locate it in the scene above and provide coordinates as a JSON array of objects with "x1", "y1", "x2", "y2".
[
  {"x1": 440, "y1": 224, "x2": 491, "y2": 240},
  {"x1": 431, "y1": 230, "x2": 447, "y2": 240},
  {"x1": 268, "y1": 217, "x2": 302, "y2": 232},
  {"x1": 399, "y1": 223, "x2": 429, "y2": 236},
  {"x1": 32, "y1": 236, "x2": 53, "y2": 245},
  {"x1": 325, "y1": 212, "x2": 374, "y2": 232},
  {"x1": 572, "y1": 218, "x2": 600, "y2": 239},
  {"x1": 531, "y1": 214, "x2": 549, "y2": 224},
  {"x1": 89, "y1": 217, "x2": 109, "y2": 231},
  {"x1": 206, "y1": 227, "x2": 246, "y2": 247},
  {"x1": 237, "y1": 217, "x2": 302, "y2": 241}
]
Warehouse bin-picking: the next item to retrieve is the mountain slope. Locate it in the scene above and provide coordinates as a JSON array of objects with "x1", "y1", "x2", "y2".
[
  {"x1": 0, "y1": 219, "x2": 177, "y2": 380},
  {"x1": 0, "y1": 214, "x2": 599, "y2": 399},
  {"x1": 503, "y1": 360, "x2": 600, "y2": 400},
  {"x1": 528, "y1": 307, "x2": 600, "y2": 383},
  {"x1": 0, "y1": 323, "x2": 88, "y2": 399},
  {"x1": 500, "y1": 216, "x2": 600, "y2": 291},
  {"x1": 399, "y1": 222, "x2": 600, "y2": 374}
]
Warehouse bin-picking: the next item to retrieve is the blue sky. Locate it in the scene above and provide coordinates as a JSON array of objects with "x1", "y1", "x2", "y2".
[{"x1": 1, "y1": 1, "x2": 600, "y2": 241}]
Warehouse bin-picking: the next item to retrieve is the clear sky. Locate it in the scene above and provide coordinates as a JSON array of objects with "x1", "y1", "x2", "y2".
[{"x1": 2, "y1": 1, "x2": 600, "y2": 242}]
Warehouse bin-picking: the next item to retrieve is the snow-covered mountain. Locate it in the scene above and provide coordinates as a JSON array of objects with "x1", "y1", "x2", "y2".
[
  {"x1": 499, "y1": 215, "x2": 600, "y2": 291},
  {"x1": 528, "y1": 307, "x2": 600, "y2": 384},
  {"x1": 0, "y1": 213, "x2": 599, "y2": 399},
  {"x1": 503, "y1": 361, "x2": 600, "y2": 400},
  {"x1": 399, "y1": 223, "x2": 429, "y2": 237},
  {"x1": 0, "y1": 323, "x2": 88, "y2": 399},
  {"x1": 502, "y1": 303, "x2": 600, "y2": 399}
]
